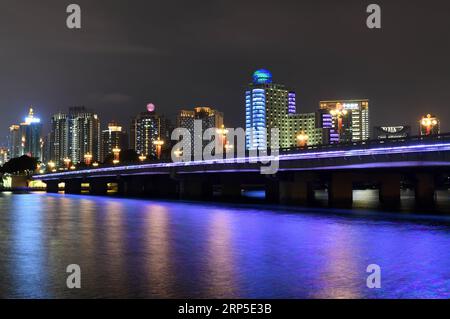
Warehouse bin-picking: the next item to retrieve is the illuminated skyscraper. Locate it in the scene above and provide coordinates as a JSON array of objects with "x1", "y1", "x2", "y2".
[
  {"x1": 245, "y1": 69, "x2": 296, "y2": 150},
  {"x1": 101, "y1": 121, "x2": 128, "y2": 162},
  {"x1": 419, "y1": 114, "x2": 440, "y2": 136},
  {"x1": 49, "y1": 107, "x2": 101, "y2": 166},
  {"x1": 19, "y1": 108, "x2": 43, "y2": 160},
  {"x1": 50, "y1": 112, "x2": 69, "y2": 167},
  {"x1": 319, "y1": 100, "x2": 370, "y2": 143},
  {"x1": 0, "y1": 148, "x2": 8, "y2": 165},
  {"x1": 131, "y1": 106, "x2": 171, "y2": 158},
  {"x1": 177, "y1": 107, "x2": 224, "y2": 155},
  {"x1": 8, "y1": 125, "x2": 21, "y2": 159},
  {"x1": 245, "y1": 69, "x2": 327, "y2": 149},
  {"x1": 68, "y1": 107, "x2": 101, "y2": 164}
]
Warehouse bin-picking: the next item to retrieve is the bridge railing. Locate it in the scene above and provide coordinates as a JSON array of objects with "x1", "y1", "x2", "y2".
[
  {"x1": 35, "y1": 133, "x2": 450, "y2": 177},
  {"x1": 279, "y1": 133, "x2": 450, "y2": 154}
]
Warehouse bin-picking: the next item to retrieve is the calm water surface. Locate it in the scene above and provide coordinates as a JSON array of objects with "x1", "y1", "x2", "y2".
[{"x1": 0, "y1": 191, "x2": 449, "y2": 299}]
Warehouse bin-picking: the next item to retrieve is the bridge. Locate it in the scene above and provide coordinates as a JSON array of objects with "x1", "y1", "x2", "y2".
[{"x1": 34, "y1": 134, "x2": 450, "y2": 206}]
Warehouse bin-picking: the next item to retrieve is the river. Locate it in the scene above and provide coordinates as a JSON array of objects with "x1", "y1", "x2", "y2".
[{"x1": 0, "y1": 191, "x2": 449, "y2": 298}]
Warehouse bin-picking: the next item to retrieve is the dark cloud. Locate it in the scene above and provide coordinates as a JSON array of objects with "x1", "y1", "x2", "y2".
[{"x1": 1, "y1": 0, "x2": 450, "y2": 145}]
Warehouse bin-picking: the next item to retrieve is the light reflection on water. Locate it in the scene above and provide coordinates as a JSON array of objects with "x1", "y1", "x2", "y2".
[{"x1": 0, "y1": 192, "x2": 450, "y2": 299}]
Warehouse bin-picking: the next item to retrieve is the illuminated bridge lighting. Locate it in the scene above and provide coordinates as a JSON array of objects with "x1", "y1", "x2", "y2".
[{"x1": 33, "y1": 142, "x2": 450, "y2": 179}]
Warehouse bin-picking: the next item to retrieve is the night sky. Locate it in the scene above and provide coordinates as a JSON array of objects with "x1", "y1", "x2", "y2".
[{"x1": 1, "y1": 0, "x2": 449, "y2": 144}]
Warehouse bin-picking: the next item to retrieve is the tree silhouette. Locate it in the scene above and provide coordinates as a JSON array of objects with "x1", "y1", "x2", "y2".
[{"x1": 0, "y1": 155, "x2": 38, "y2": 175}]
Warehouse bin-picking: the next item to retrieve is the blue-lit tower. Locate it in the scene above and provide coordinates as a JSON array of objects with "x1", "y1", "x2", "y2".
[{"x1": 245, "y1": 69, "x2": 296, "y2": 150}]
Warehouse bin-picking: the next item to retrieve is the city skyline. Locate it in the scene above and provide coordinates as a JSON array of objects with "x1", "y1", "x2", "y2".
[
  {"x1": 1, "y1": 0, "x2": 450, "y2": 145},
  {"x1": 2, "y1": 68, "x2": 444, "y2": 166}
]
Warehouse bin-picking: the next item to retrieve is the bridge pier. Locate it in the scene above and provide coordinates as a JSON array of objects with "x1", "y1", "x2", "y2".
[
  {"x1": 379, "y1": 173, "x2": 401, "y2": 205},
  {"x1": 46, "y1": 180, "x2": 59, "y2": 193},
  {"x1": 64, "y1": 180, "x2": 82, "y2": 195},
  {"x1": 179, "y1": 177, "x2": 213, "y2": 200},
  {"x1": 415, "y1": 173, "x2": 436, "y2": 206},
  {"x1": 144, "y1": 176, "x2": 178, "y2": 198},
  {"x1": 118, "y1": 177, "x2": 145, "y2": 197},
  {"x1": 328, "y1": 172, "x2": 353, "y2": 206},
  {"x1": 89, "y1": 180, "x2": 109, "y2": 196},
  {"x1": 279, "y1": 173, "x2": 315, "y2": 205},
  {"x1": 265, "y1": 179, "x2": 280, "y2": 203},
  {"x1": 221, "y1": 177, "x2": 242, "y2": 200}
]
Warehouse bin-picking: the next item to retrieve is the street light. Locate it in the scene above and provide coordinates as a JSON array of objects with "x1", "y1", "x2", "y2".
[
  {"x1": 153, "y1": 138, "x2": 165, "y2": 160},
  {"x1": 420, "y1": 114, "x2": 439, "y2": 136},
  {"x1": 92, "y1": 162, "x2": 99, "y2": 167},
  {"x1": 63, "y1": 158, "x2": 71, "y2": 169},
  {"x1": 48, "y1": 161, "x2": 56, "y2": 170},
  {"x1": 296, "y1": 132, "x2": 309, "y2": 148},
  {"x1": 139, "y1": 154, "x2": 147, "y2": 162},
  {"x1": 112, "y1": 147, "x2": 121, "y2": 164},
  {"x1": 84, "y1": 153, "x2": 93, "y2": 166}
]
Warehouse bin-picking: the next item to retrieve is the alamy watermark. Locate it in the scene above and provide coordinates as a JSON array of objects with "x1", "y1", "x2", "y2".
[
  {"x1": 367, "y1": 4, "x2": 381, "y2": 29},
  {"x1": 366, "y1": 264, "x2": 381, "y2": 289},
  {"x1": 66, "y1": 264, "x2": 81, "y2": 289},
  {"x1": 171, "y1": 121, "x2": 280, "y2": 175},
  {"x1": 66, "y1": 4, "x2": 81, "y2": 29}
]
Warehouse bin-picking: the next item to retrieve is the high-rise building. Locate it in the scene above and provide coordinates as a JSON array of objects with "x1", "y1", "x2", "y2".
[
  {"x1": 49, "y1": 107, "x2": 101, "y2": 166},
  {"x1": 419, "y1": 114, "x2": 440, "y2": 136},
  {"x1": 245, "y1": 69, "x2": 325, "y2": 149},
  {"x1": 131, "y1": 106, "x2": 171, "y2": 158},
  {"x1": 19, "y1": 108, "x2": 43, "y2": 160},
  {"x1": 42, "y1": 132, "x2": 52, "y2": 164},
  {"x1": 0, "y1": 148, "x2": 8, "y2": 165},
  {"x1": 68, "y1": 107, "x2": 101, "y2": 164},
  {"x1": 177, "y1": 107, "x2": 224, "y2": 154},
  {"x1": 8, "y1": 125, "x2": 21, "y2": 159},
  {"x1": 245, "y1": 69, "x2": 295, "y2": 150},
  {"x1": 50, "y1": 112, "x2": 69, "y2": 167},
  {"x1": 287, "y1": 113, "x2": 324, "y2": 147},
  {"x1": 319, "y1": 100, "x2": 370, "y2": 143},
  {"x1": 101, "y1": 121, "x2": 129, "y2": 162},
  {"x1": 374, "y1": 126, "x2": 411, "y2": 140}
]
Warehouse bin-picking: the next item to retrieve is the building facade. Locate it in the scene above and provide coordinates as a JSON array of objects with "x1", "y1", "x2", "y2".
[
  {"x1": 17, "y1": 108, "x2": 43, "y2": 160},
  {"x1": 177, "y1": 107, "x2": 224, "y2": 155},
  {"x1": 245, "y1": 69, "x2": 295, "y2": 150},
  {"x1": 49, "y1": 107, "x2": 101, "y2": 167},
  {"x1": 319, "y1": 100, "x2": 370, "y2": 143},
  {"x1": 50, "y1": 112, "x2": 69, "y2": 167},
  {"x1": 287, "y1": 113, "x2": 324, "y2": 148},
  {"x1": 245, "y1": 69, "x2": 326, "y2": 149},
  {"x1": 8, "y1": 109, "x2": 43, "y2": 161},
  {"x1": 0, "y1": 148, "x2": 8, "y2": 165},
  {"x1": 68, "y1": 107, "x2": 101, "y2": 164},
  {"x1": 131, "y1": 107, "x2": 171, "y2": 158},
  {"x1": 101, "y1": 121, "x2": 129, "y2": 162},
  {"x1": 8, "y1": 125, "x2": 22, "y2": 159}
]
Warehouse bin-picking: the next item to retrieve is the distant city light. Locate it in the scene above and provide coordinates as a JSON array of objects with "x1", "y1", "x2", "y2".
[{"x1": 147, "y1": 103, "x2": 156, "y2": 112}]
